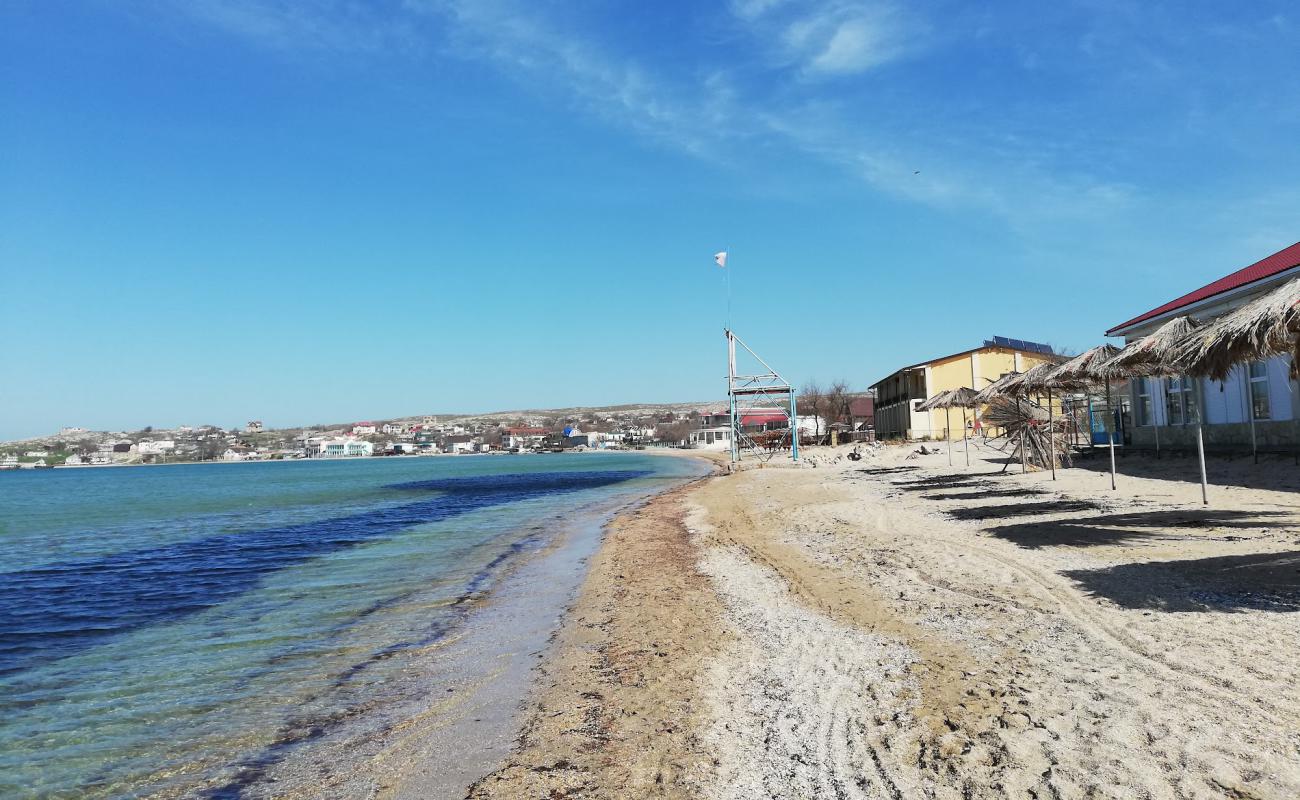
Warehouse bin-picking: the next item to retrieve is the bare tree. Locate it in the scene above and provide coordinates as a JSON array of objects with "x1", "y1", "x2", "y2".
[
  {"x1": 799, "y1": 381, "x2": 825, "y2": 438},
  {"x1": 825, "y1": 380, "x2": 852, "y2": 430}
]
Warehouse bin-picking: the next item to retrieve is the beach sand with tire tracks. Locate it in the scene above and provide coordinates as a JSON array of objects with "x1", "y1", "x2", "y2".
[{"x1": 465, "y1": 441, "x2": 1300, "y2": 798}]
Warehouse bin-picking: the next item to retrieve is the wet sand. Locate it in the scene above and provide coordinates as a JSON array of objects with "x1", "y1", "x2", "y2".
[{"x1": 469, "y1": 442, "x2": 1300, "y2": 798}]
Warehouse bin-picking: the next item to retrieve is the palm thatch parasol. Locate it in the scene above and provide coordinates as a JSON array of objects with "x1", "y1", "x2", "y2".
[
  {"x1": 1001, "y1": 361, "x2": 1079, "y2": 480},
  {"x1": 1171, "y1": 279, "x2": 1300, "y2": 474},
  {"x1": 1049, "y1": 344, "x2": 1121, "y2": 386},
  {"x1": 980, "y1": 397, "x2": 1070, "y2": 473},
  {"x1": 1104, "y1": 315, "x2": 1200, "y2": 378},
  {"x1": 916, "y1": 389, "x2": 954, "y2": 412},
  {"x1": 1172, "y1": 277, "x2": 1300, "y2": 382},
  {"x1": 1100, "y1": 316, "x2": 1210, "y2": 500},
  {"x1": 1048, "y1": 344, "x2": 1122, "y2": 488},
  {"x1": 971, "y1": 371, "x2": 1021, "y2": 404},
  {"x1": 916, "y1": 387, "x2": 979, "y2": 467}
]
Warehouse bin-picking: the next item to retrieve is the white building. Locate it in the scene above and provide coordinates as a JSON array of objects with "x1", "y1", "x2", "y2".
[
  {"x1": 60, "y1": 426, "x2": 88, "y2": 436},
  {"x1": 136, "y1": 440, "x2": 177, "y2": 455},
  {"x1": 381, "y1": 422, "x2": 406, "y2": 435},
  {"x1": 352, "y1": 422, "x2": 378, "y2": 436},
  {"x1": 312, "y1": 438, "x2": 375, "y2": 458},
  {"x1": 1108, "y1": 241, "x2": 1300, "y2": 451},
  {"x1": 688, "y1": 426, "x2": 732, "y2": 450},
  {"x1": 245, "y1": 420, "x2": 263, "y2": 433}
]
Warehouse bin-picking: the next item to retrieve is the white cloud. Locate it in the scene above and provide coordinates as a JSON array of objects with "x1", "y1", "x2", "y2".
[
  {"x1": 737, "y1": 1, "x2": 920, "y2": 76},
  {"x1": 155, "y1": 0, "x2": 1138, "y2": 225}
]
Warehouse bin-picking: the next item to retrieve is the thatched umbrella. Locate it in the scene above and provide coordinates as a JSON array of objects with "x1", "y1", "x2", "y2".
[
  {"x1": 971, "y1": 371, "x2": 1020, "y2": 404},
  {"x1": 1050, "y1": 345, "x2": 1122, "y2": 488},
  {"x1": 918, "y1": 388, "x2": 979, "y2": 466},
  {"x1": 1008, "y1": 362, "x2": 1081, "y2": 480},
  {"x1": 1101, "y1": 316, "x2": 1210, "y2": 502},
  {"x1": 1172, "y1": 277, "x2": 1300, "y2": 381},
  {"x1": 1173, "y1": 278, "x2": 1300, "y2": 468}
]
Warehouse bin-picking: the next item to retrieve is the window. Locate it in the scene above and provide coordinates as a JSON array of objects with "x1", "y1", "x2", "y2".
[
  {"x1": 1248, "y1": 361, "x2": 1271, "y2": 420},
  {"x1": 1165, "y1": 377, "x2": 1183, "y2": 425},
  {"x1": 1136, "y1": 378, "x2": 1153, "y2": 426},
  {"x1": 1181, "y1": 378, "x2": 1198, "y2": 425},
  {"x1": 1165, "y1": 377, "x2": 1199, "y2": 425}
]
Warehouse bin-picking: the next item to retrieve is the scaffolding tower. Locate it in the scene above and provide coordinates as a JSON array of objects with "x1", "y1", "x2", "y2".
[{"x1": 726, "y1": 328, "x2": 798, "y2": 466}]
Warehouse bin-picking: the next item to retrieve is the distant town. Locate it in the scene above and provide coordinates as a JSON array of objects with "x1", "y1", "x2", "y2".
[{"x1": 0, "y1": 393, "x2": 877, "y2": 470}]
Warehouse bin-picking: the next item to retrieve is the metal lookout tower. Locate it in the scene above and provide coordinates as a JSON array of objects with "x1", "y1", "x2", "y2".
[{"x1": 726, "y1": 328, "x2": 798, "y2": 467}]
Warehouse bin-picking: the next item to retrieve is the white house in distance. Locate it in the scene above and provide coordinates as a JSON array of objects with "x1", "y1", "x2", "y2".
[
  {"x1": 1107, "y1": 241, "x2": 1300, "y2": 451},
  {"x1": 352, "y1": 422, "x2": 378, "y2": 436},
  {"x1": 310, "y1": 438, "x2": 374, "y2": 458},
  {"x1": 688, "y1": 427, "x2": 732, "y2": 450},
  {"x1": 381, "y1": 422, "x2": 405, "y2": 435},
  {"x1": 245, "y1": 420, "x2": 263, "y2": 432},
  {"x1": 136, "y1": 440, "x2": 176, "y2": 455}
]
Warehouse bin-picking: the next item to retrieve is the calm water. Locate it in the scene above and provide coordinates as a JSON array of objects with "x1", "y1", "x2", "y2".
[{"x1": 0, "y1": 453, "x2": 703, "y2": 798}]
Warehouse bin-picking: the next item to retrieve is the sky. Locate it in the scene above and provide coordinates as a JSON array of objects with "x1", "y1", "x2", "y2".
[{"x1": 2, "y1": 1, "x2": 1299, "y2": 439}]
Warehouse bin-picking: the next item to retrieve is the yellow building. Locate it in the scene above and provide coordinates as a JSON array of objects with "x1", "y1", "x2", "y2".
[{"x1": 870, "y1": 338, "x2": 1060, "y2": 440}]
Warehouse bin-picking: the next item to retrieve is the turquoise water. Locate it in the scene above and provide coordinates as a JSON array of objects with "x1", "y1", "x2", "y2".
[{"x1": 0, "y1": 453, "x2": 703, "y2": 798}]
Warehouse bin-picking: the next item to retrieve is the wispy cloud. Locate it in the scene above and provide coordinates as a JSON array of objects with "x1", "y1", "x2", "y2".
[
  {"x1": 153, "y1": 0, "x2": 1143, "y2": 224},
  {"x1": 737, "y1": 0, "x2": 922, "y2": 76}
]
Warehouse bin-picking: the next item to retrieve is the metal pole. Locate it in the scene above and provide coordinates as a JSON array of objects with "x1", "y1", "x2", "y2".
[
  {"x1": 727, "y1": 329, "x2": 738, "y2": 467},
  {"x1": 789, "y1": 389, "x2": 799, "y2": 462},
  {"x1": 946, "y1": 407, "x2": 953, "y2": 466},
  {"x1": 1048, "y1": 387, "x2": 1056, "y2": 480},
  {"x1": 1196, "y1": 422, "x2": 1209, "y2": 505},
  {"x1": 1106, "y1": 379, "x2": 1116, "y2": 490},
  {"x1": 1244, "y1": 367, "x2": 1258, "y2": 463}
]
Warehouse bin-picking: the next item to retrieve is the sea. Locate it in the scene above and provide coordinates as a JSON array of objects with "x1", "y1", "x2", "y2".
[{"x1": 0, "y1": 452, "x2": 707, "y2": 798}]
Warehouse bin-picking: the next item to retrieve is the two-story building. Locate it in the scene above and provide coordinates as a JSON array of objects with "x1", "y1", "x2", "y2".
[{"x1": 870, "y1": 338, "x2": 1059, "y2": 440}]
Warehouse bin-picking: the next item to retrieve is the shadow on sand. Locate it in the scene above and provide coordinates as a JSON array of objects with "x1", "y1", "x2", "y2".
[
  {"x1": 945, "y1": 500, "x2": 1101, "y2": 521},
  {"x1": 984, "y1": 509, "x2": 1292, "y2": 550},
  {"x1": 1063, "y1": 549, "x2": 1300, "y2": 612},
  {"x1": 924, "y1": 487, "x2": 1048, "y2": 501},
  {"x1": 1070, "y1": 450, "x2": 1300, "y2": 493}
]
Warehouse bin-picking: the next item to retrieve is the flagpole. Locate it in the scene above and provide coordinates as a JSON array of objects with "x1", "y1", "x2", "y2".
[{"x1": 725, "y1": 245, "x2": 731, "y2": 330}]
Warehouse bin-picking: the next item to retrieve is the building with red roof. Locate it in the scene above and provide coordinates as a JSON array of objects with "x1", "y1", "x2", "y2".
[{"x1": 1106, "y1": 241, "x2": 1300, "y2": 452}]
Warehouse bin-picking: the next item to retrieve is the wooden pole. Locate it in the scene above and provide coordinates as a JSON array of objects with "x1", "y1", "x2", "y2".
[
  {"x1": 1048, "y1": 387, "x2": 1056, "y2": 480},
  {"x1": 946, "y1": 407, "x2": 953, "y2": 467},
  {"x1": 1017, "y1": 395, "x2": 1027, "y2": 473}
]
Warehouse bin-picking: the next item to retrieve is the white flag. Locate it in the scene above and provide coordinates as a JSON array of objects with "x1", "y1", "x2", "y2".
[{"x1": 714, "y1": 251, "x2": 728, "y2": 269}]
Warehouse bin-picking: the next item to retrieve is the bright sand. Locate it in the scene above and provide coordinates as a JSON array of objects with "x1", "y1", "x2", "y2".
[{"x1": 465, "y1": 441, "x2": 1300, "y2": 798}]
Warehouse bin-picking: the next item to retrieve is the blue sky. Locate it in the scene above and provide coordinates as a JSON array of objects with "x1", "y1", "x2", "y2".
[{"x1": 2, "y1": 1, "x2": 1298, "y2": 438}]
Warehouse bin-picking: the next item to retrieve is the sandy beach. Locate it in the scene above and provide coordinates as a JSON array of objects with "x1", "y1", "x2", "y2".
[{"x1": 468, "y1": 441, "x2": 1300, "y2": 798}]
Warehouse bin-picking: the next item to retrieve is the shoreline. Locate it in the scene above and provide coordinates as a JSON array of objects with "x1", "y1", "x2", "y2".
[
  {"x1": 462, "y1": 441, "x2": 1300, "y2": 798},
  {"x1": 221, "y1": 455, "x2": 715, "y2": 799}
]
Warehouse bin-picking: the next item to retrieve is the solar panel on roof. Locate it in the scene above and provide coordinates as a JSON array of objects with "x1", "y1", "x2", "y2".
[{"x1": 984, "y1": 337, "x2": 1054, "y2": 355}]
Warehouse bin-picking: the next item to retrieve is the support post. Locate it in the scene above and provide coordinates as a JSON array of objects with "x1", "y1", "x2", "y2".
[
  {"x1": 961, "y1": 407, "x2": 970, "y2": 467},
  {"x1": 946, "y1": 407, "x2": 953, "y2": 467},
  {"x1": 1106, "y1": 379, "x2": 1116, "y2": 490},
  {"x1": 789, "y1": 390, "x2": 799, "y2": 462},
  {"x1": 1196, "y1": 422, "x2": 1209, "y2": 505},
  {"x1": 1244, "y1": 367, "x2": 1258, "y2": 464},
  {"x1": 1048, "y1": 387, "x2": 1056, "y2": 481},
  {"x1": 727, "y1": 330, "x2": 739, "y2": 468}
]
